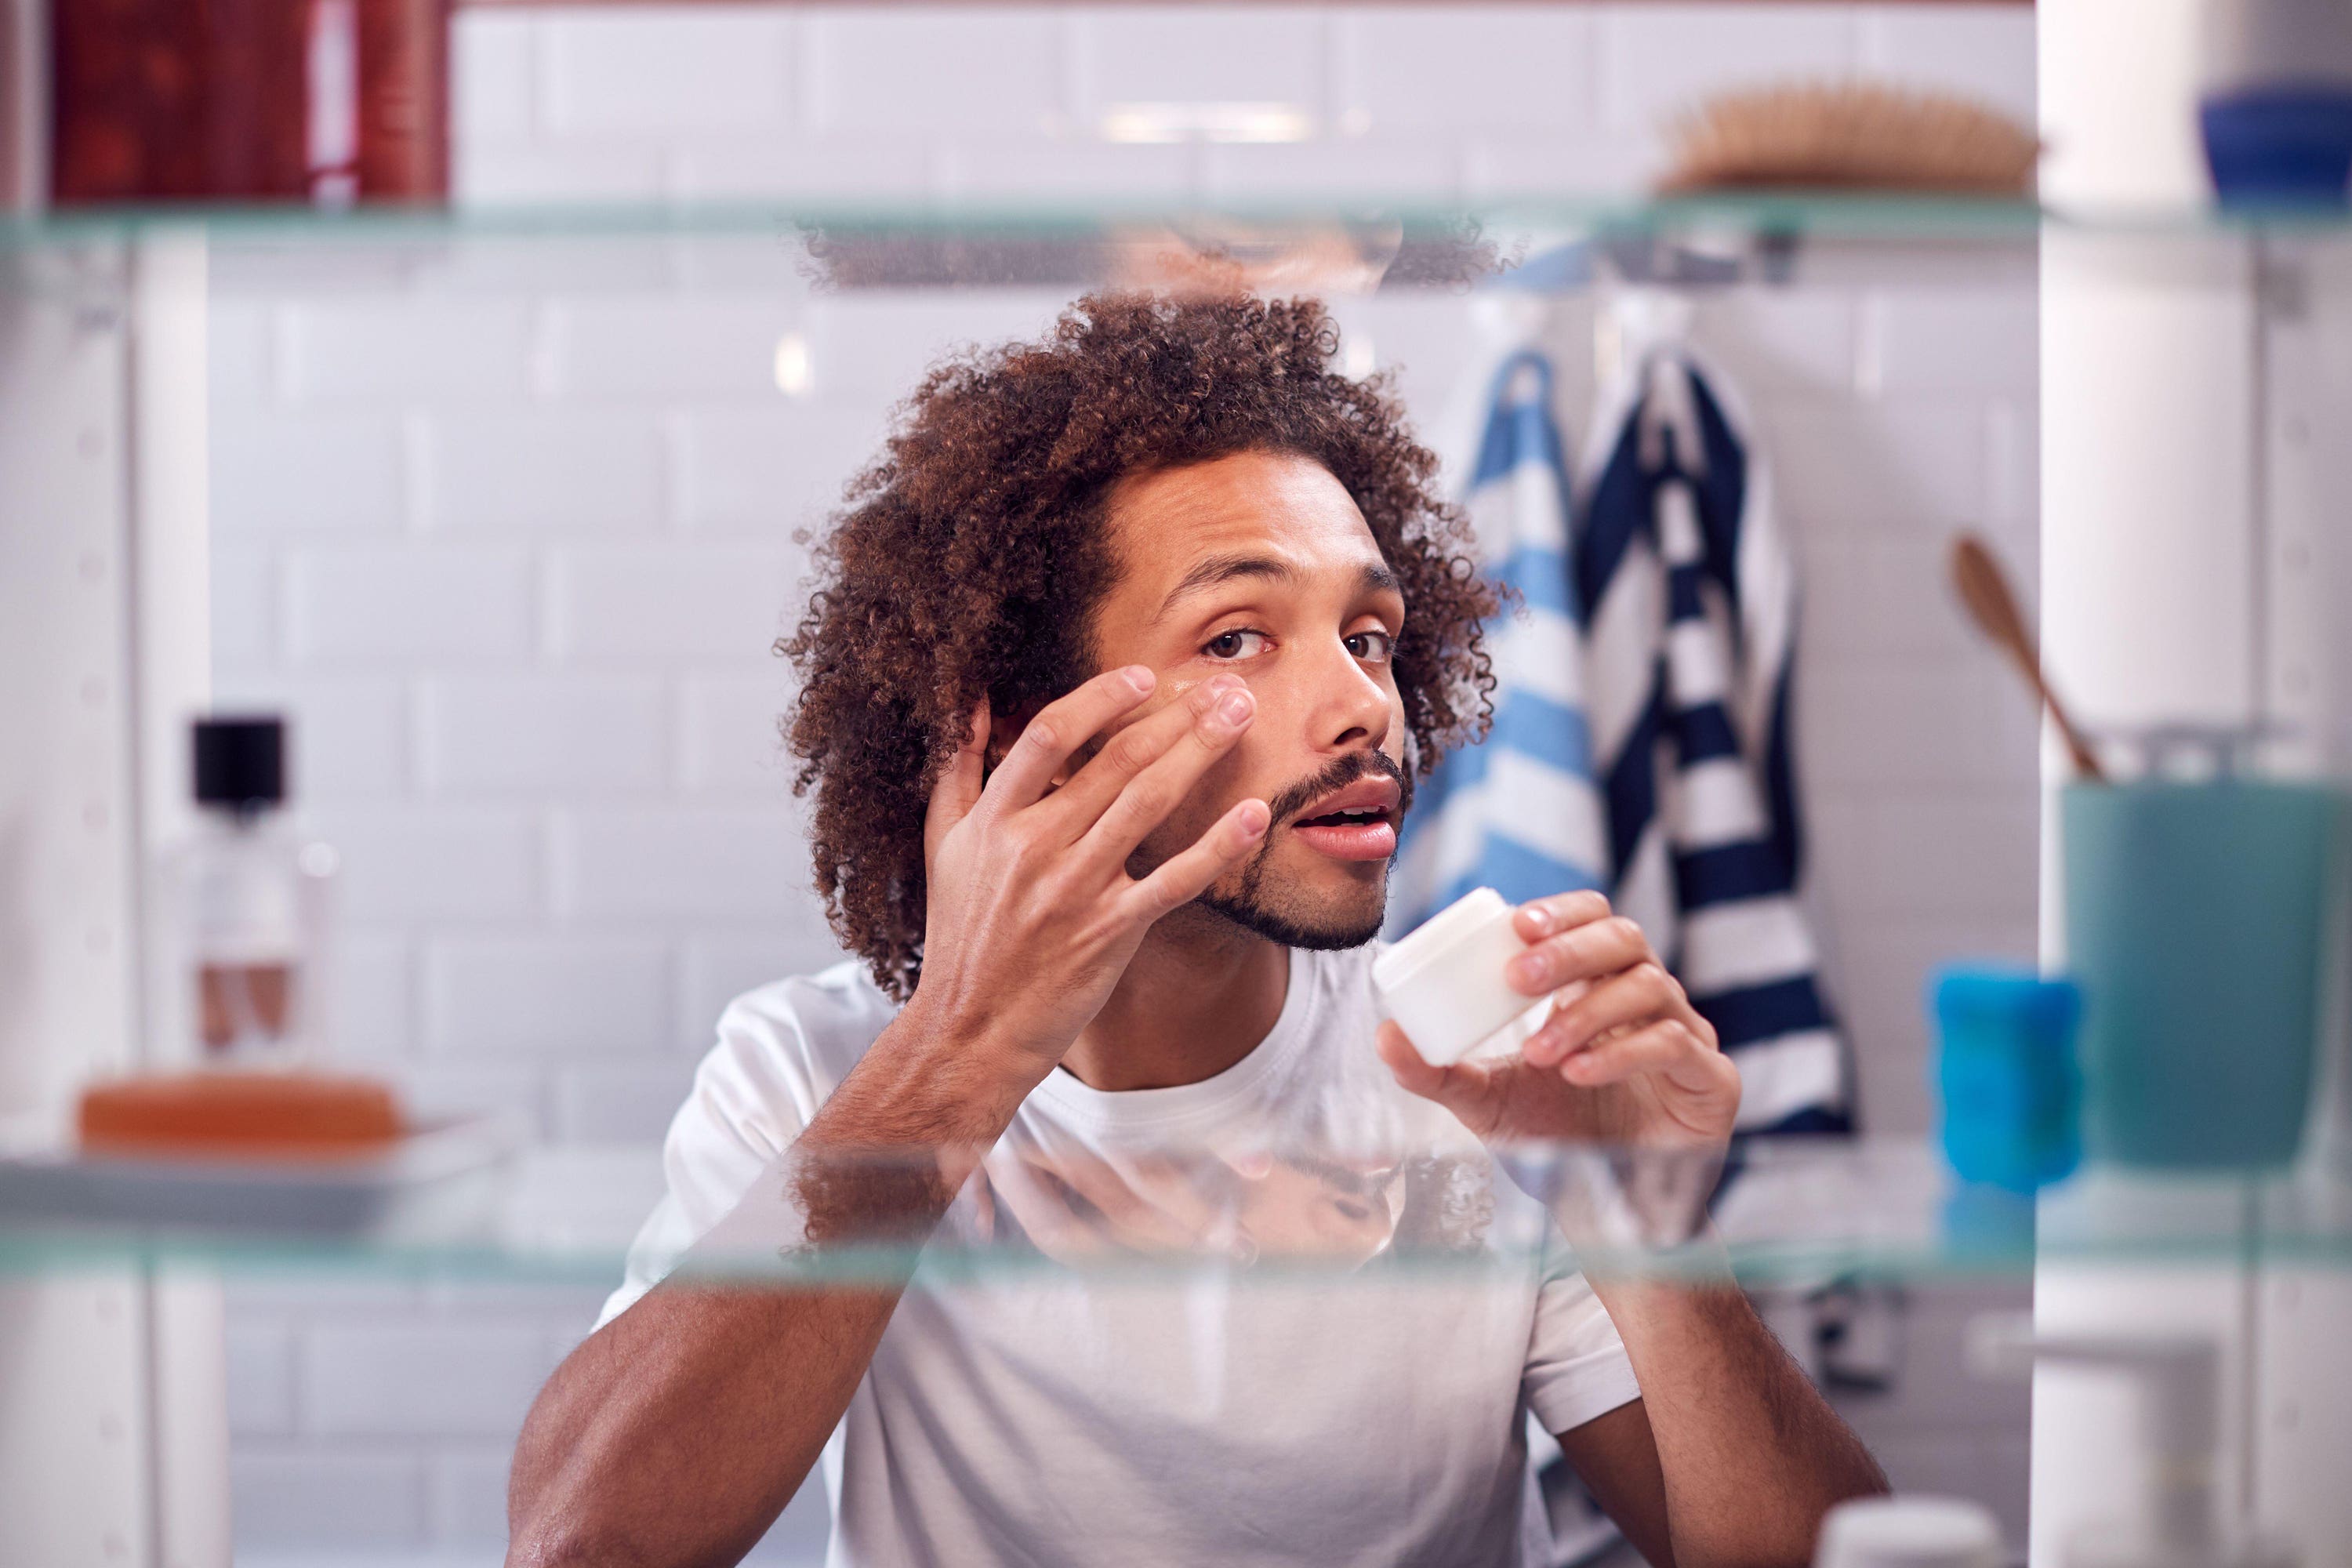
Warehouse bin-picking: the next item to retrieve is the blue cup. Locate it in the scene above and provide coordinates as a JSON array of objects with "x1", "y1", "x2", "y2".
[
  {"x1": 2201, "y1": 85, "x2": 2352, "y2": 207},
  {"x1": 2062, "y1": 780, "x2": 2341, "y2": 1170},
  {"x1": 1929, "y1": 966, "x2": 2083, "y2": 1194}
]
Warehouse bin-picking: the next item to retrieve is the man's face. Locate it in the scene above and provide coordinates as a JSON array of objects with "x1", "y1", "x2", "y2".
[{"x1": 1077, "y1": 448, "x2": 1411, "y2": 949}]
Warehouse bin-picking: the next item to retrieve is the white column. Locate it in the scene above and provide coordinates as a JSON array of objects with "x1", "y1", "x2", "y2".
[
  {"x1": 0, "y1": 229, "x2": 226, "y2": 1568},
  {"x1": 2037, "y1": 3, "x2": 2351, "y2": 1564},
  {"x1": 0, "y1": 243, "x2": 158, "y2": 1565},
  {"x1": 131, "y1": 228, "x2": 230, "y2": 1568}
]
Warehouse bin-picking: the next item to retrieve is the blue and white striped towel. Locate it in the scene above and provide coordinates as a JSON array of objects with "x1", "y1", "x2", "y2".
[
  {"x1": 1574, "y1": 302, "x2": 1849, "y2": 1134},
  {"x1": 1387, "y1": 346, "x2": 1610, "y2": 925}
]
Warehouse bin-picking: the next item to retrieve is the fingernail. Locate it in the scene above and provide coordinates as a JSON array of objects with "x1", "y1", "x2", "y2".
[
  {"x1": 1521, "y1": 905, "x2": 1552, "y2": 935},
  {"x1": 1214, "y1": 688, "x2": 1254, "y2": 727},
  {"x1": 1237, "y1": 800, "x2": 1269, "y2": 835},
  {"x1": 1508, "y1": 953, "x2": 1544, "y2": 987},
  {"x1": 1124, "y1": 665, "x2": 1156, "y2": 694}
]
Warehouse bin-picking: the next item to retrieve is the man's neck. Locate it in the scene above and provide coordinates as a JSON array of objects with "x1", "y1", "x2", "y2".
[{"x1": 1058, "y1": 909, "x2": 1290, "y2": 1093}]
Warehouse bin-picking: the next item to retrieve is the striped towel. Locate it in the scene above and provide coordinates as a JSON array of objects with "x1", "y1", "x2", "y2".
[
  {"x1": 1574, "y1": 295, "x2": 1849, "y2": 1134},
  {"x1": 1387, "y1": 345, "x2": 1609, "y2": 928}
]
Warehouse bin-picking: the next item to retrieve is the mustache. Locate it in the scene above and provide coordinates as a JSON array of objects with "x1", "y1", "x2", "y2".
[{"x1": 1263, "y1": 749, "x2": 1412, "y2": 829}]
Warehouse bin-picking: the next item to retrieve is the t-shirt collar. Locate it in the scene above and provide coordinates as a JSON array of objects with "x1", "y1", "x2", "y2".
[{"x1": 1025, "y1": 944, "x2": 1319, "y2": 1131}]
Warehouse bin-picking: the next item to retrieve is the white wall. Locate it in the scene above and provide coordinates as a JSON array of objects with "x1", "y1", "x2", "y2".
[{"x1": 209, "y1": 5, "x2": 2040, "y2": 1559}]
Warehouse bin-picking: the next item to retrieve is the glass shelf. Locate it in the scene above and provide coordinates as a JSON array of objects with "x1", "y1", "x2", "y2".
[
  {"x1": 9, "y1": 191, "x2": 2352, "y2": 241},
  {"x1": 4, "y1": 1135, "x2": 2347, "y2": 1289},
  {"x1": 0, "y1": 191, "x2": 2050, "y2": 246},
  {"x1": 16, "y1": 191, "x2": 2352, "y2": 240},
  {"x1": 5, "y1": 193, "x2": 2347, "y2": 290}
]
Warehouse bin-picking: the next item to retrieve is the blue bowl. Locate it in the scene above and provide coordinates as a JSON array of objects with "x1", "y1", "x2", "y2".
[{"x1": 2201, "y1": 85, "x2": 2352, "y2": 205}]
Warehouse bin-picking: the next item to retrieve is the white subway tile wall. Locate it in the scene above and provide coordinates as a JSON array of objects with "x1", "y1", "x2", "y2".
[
  {"x1": 803, "y1": 10, "x2": 1065, "y2": 134},
  {"x1": 1598, "y1": 5, "x2": 1860, "y2": 134},
  {"x1": 211, "y1": 3, "x2": 2039, "y2": 1557}
]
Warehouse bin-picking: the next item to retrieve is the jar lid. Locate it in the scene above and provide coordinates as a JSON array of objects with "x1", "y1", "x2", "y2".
[
  {"x1": 1815, "y1": 1497, "x2": 2002, "y2": 1568},
  {"x1": 194, "y1": 715, "x2": 286, "y2": 811}
]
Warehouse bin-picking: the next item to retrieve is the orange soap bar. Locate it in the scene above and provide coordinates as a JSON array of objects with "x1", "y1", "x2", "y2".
[{"x1": 78, "y1": 1071, "x2": 404, "y2": 1156}]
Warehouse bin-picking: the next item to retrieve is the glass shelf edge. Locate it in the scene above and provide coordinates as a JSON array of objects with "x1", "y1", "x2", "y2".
[
  {"x1": 5, "y1": 193, "x2": 2350, "y2": 253},
  {"x1": 3, "y1": 1234, "x2": 2345, "y2": 1285},
  {"x1": 7, "y1": 1138, "x2": 2345, "y2": 1285}
]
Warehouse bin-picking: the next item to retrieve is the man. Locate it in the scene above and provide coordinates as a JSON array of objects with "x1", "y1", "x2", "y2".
[{"x1": 508, "y1": 292, "x2": 1884, "y2": 1568}]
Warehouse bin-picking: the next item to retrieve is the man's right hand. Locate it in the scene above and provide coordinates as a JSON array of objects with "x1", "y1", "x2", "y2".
[{"x1": 908, "y1": 664, "x2": 1269, "y2": 1089}]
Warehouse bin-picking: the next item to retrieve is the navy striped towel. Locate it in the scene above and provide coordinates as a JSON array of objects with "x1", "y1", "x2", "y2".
[{"x1": 1574, "y1": 296, "x2": 1849, "y2": 1134}]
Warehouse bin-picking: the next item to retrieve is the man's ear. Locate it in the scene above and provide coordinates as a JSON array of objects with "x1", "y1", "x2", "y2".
[{"x1": 985, "y1": 697, "x2": 1070, "y2": 789}]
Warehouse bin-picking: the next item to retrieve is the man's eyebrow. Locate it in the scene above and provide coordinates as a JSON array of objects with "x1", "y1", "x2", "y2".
[
  {"x1": 1152, "y1": 554, "x2": 1298, "y2": 622},
  {"x1": 1153, "y1": 554, "x2": 1405, "y2": 623}
]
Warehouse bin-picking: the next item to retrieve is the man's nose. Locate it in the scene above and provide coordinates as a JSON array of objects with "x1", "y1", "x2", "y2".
[{"x1": 1306, "y1": 637, "x2": 1393, "y2": 752}]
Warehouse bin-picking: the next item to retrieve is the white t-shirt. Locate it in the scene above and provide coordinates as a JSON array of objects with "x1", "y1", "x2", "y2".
[{"x1": 599, "y1": 942, "x2": 1641, "y2": 1568}]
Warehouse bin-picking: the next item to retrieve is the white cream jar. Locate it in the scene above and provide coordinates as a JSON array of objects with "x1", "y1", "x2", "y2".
[{"x1": 1371, "y1": 886, "x2": 1549, "y2": 1065}]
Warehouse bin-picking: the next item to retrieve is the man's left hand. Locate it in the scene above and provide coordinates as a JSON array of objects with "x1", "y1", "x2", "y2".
[{"x1": 1376, "y1": 891, "x2": 1740, "y2": 1150}]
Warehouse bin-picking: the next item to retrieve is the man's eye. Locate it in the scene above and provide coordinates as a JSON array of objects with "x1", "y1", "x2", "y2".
[
  {"x1": 1205, "y1": 630, "x2": 1270, "y2": 660},
  {"x1": 1346, "y1": 630, "x2": 1396, "y2": 663}
]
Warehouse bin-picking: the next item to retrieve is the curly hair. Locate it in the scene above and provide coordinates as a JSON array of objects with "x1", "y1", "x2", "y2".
[{"x1": 778, "y1": 291, "x2": 1502, "y2": 1001}]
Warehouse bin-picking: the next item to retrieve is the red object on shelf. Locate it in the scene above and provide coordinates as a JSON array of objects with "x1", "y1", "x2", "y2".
[
  {"x1": 49, "y1": 0, "x2": 448, "y2": 204},
  {"x1": 78, "y1": 1070, "x2": 405, "y2": 1156}
]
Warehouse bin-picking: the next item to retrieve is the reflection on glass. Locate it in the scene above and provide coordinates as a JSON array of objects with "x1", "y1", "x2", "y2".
[
  {"x1": 7, "y1": 1134, "x2": 2347, "y2": 1282},
  {"x1": 681, "y1": 1134, "x2": 1731, "y2": 1290}
]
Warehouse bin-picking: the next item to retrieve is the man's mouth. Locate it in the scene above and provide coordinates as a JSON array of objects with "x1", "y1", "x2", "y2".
[{"x1": 1287, "y1": 776, "x2": 1401, "y2": 862}]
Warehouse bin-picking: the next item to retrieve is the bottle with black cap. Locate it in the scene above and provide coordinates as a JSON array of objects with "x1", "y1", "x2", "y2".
[{"x1": 158, "y1": 714, "x2": 339, "y2": 1065}]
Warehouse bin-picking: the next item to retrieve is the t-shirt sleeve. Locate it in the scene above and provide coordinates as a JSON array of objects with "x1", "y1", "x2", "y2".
[
  {"x1": 1521, "y1": 1234, "x2": 1643, "y2": 1435},
  {"x1": 591, "y1": 973, "x2": 872, "y2": 1331}
]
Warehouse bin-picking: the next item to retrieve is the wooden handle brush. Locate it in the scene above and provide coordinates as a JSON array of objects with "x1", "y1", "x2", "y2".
[
  {"x1": 1657, "y1": 81, "x2": 2041, "y2": 196},
  {"x1": 1950, "y1": 534, "x2": 2107, "y2": 782}
]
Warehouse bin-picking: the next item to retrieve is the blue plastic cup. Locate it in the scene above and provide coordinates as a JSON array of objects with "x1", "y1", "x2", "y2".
[
  {"x1": 2062, "y1": 779, "x2": 2341, "y2": 1170},
  {"x1": 1929, "y1": 965, "x2": 2083, "y2": 1194},
  {"x1": 2201, "y1": 85, "x2": 2352, "y2": 207}
]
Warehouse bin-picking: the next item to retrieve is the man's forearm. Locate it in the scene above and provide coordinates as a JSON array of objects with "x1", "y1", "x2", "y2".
[
  {"x1": 506, "y1": 1002, "x2": 1035, "y2": 1568},
  {"x1": 506, "y1": 1275, "x2": 897, "y2": 1568},
  {"x1": 1590, "y1": 1266, "x2": 1887, "y2": 1568}
]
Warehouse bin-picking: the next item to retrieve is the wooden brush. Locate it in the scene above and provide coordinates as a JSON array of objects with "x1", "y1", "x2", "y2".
[
  {"x1": 1658, "y1": 81, "x2": 2040, "y2": 196},
  {"x1": 1950, "y1": 534, "x2": 2106, "y2": 782}
]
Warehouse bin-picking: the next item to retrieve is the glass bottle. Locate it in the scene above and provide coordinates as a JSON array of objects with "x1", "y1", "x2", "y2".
[{"x1": 158, "y1": 716, "x2": 338, "y2": 1067}]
